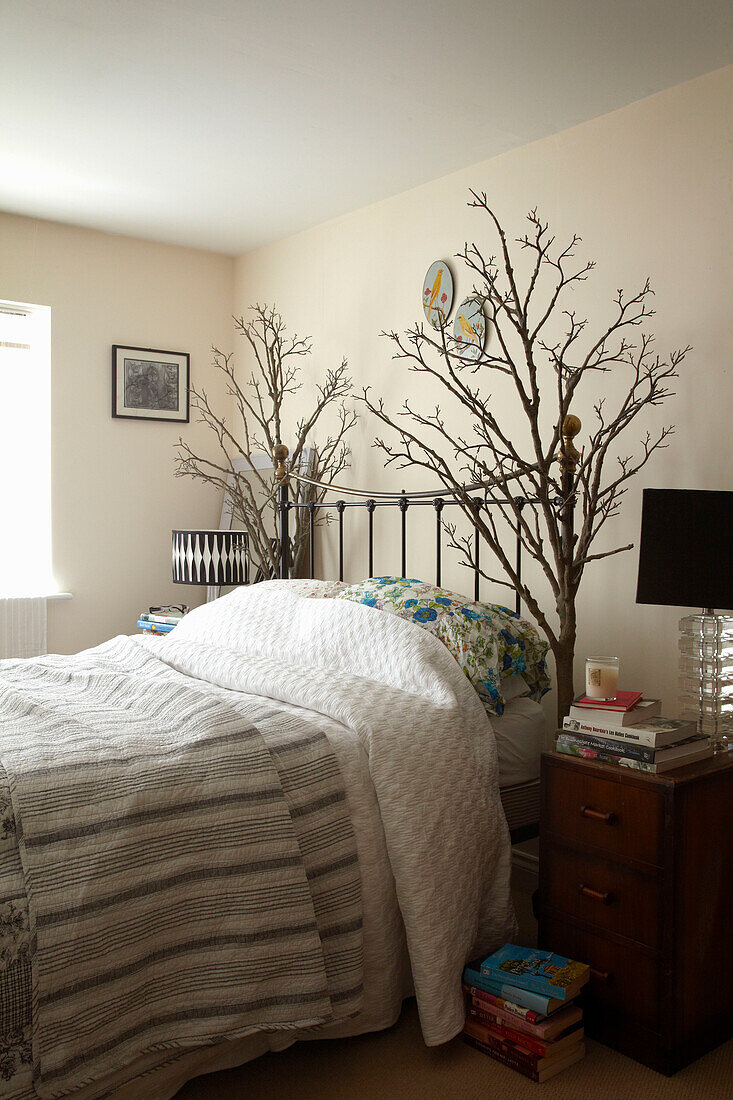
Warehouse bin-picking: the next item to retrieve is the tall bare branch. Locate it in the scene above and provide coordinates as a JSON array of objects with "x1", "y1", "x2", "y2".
[
  {"x1": 362, "y1": 198, "x2": 688, "y2": 720},
  {"x1": 175, "y1": 305, "x2": 357, "y2": 579}
]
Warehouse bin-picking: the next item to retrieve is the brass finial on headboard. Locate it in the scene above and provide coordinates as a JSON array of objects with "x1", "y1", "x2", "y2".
[
  {"x1": 274, "y1": 444, "x2": 290, "y2": 485},
  {"x1": 559, "y1": 414, "x2": 581, "y2": 472}
]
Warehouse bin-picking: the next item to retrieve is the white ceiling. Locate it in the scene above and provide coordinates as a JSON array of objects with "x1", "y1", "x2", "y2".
[{"x1": 1, "y1": 1, "x2": 731, "y2": 256}]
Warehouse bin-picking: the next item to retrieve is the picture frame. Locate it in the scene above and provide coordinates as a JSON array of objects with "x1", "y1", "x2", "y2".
[{"x1": 112, "y1": 345, "x2": 190, "y2": 422}]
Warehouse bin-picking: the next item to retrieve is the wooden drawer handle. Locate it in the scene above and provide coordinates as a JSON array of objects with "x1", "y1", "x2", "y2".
[
  {"x1": 579, "y1": 883, "x2": 613, "y2": 905},
  {"x1": 580, "y1": 804, "x2": 617, "y2": 825},
  {"x1": 590, "y1": 968, "x2": 612, "y2": 984}
]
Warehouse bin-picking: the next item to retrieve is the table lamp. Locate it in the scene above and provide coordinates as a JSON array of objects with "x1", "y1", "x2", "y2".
[
  {"x1": 635, "y1": 489, "x2": 733, "y2": 751},
  {"x1": 172, "y1": 529, "x2": 249, "y2": 602}
]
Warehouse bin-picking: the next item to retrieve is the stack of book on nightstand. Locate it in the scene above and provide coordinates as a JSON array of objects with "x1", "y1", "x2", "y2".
[
  {"x1": 461, "y1": 946, "x2": 587, "y2": 1082},
  {"x1": 137, "y1": 610, "x2": 184, "y2": 636},
  {"x1": 557, "y1": 691, "x2": 713, "y2": 773}
]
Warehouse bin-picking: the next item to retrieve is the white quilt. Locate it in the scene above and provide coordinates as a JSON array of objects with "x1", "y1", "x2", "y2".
[{"x1": 145, "y1": 583, "x2": 517, "y2": 1045}]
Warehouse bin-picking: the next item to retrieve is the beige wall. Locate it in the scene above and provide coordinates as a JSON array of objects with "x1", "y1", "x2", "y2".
[
  {"x1": 234, "y1": 66, "x2": 733, "y2": 719},
  {"x1": 0, "y1": 213, "x2": 234, "y2": 653}
]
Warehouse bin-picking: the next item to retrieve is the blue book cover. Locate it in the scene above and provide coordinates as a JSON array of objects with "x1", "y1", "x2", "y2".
[
  {"x1": 137, "y1": 620, "x2": 176, "y2": 633},
  {"x1": 480, "y1": 946, "x2": 589, "y2": 1001},
  {"x1": 462, "y1": 966, "x2": 556, "y2": 1016}
]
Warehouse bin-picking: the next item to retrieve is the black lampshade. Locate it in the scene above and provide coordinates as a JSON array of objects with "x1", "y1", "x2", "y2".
[
  {"x1": 172, "y1": 529, "x2": 249, "y2": 586},
  {"x1": 635, "y1": 489, "x2": 733, "y2": 610}
]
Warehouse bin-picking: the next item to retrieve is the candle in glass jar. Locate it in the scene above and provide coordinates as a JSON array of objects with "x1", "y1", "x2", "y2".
[{"x1": 585, "y1": 656, "x2": 619, "y2": 700}]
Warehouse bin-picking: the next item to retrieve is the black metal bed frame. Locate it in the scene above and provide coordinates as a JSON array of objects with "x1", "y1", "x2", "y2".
[
  {"x1": 277, "y1": 472, "x2": 558, "y2": 615},
  {"x1": 276, "y1": 471, "x2": 555, "y2": 845},
  {"x1": 269, "y1": 458, "x2": 564, "y2": 844}
]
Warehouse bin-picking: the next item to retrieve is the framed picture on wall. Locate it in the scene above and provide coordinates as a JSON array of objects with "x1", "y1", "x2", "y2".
[{"x1": 112, "y1": 345, "x2": 190, "y2": 422}]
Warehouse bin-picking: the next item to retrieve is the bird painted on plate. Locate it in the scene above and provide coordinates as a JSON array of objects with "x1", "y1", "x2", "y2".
[
  {"x1": 426, "y1": 268, "x2": 443, "y2": 323},
  {"x1": 457, "y1": 311, "x2": 479, "y2": 344}
]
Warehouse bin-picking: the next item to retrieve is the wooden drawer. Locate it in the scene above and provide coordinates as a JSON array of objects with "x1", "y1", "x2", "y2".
[
  {"x1": 540, "y1": 751, "x2": 733, "y2": 1074},
  {"x1": 541, "y1": 916, "x2": 662, "y2": 1033},
  {"x1": 543, "y1": 761, "x2": 664, "y2": 866},
  {"x1": 543, "y1": 843, "x2": 661, "y2": 949}
]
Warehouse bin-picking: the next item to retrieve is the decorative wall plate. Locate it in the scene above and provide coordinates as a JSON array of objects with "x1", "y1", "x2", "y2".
[
  {"x1": 422, "y1": 260, "x2": 453, "y2": 329},
  {"x1": 452, "y1": 297, "x2": 486, "y2": 361}
]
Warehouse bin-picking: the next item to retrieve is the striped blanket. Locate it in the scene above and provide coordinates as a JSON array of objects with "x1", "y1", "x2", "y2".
[{"x1": 0, "y1": 639, "x2": 362, "y2": 1099}]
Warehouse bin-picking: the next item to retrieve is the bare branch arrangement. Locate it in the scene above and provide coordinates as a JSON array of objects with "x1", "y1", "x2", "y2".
[
  {"x1": 175, "y1": 304, "x2": 357, "y2": 579},
  {"x1": 362, "y1": 193, "x2": 689, "y2": 720}
]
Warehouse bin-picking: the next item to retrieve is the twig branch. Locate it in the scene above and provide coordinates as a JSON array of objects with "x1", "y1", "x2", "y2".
[
  {"x1": 365, "y1": 194, "x2": 687, "y2": 721},
  {"x1": 175, "y1": 305, "x2": 357, "y2": 579}
]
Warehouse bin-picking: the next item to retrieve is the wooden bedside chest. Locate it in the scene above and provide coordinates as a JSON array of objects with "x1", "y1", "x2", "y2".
[{"x1": 538, "y1": 748, "x2": 733, "y2": 1075}]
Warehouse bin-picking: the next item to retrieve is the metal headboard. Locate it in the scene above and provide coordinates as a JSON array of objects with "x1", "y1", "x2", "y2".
[{"x1": 272, "y1": 446, "x2": 560, "y2": 616}]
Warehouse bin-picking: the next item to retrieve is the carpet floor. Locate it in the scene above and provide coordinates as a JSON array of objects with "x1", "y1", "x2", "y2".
[
  {"x1": 176, "y1": 868, "x2": 731, "y2": 1099},
  {"x1": 176, "y1": 998, "x2": 732, "y2": 1100}
]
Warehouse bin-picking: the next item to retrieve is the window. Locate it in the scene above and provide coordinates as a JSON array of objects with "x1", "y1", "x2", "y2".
[{"x1": 0, "y1": 301, "x2": 55, "y2": 596}]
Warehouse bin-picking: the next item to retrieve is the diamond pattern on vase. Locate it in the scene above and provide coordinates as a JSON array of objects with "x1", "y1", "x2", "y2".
[{"x1": 172, "y1": 530, "x2": 249, "y2": 586}]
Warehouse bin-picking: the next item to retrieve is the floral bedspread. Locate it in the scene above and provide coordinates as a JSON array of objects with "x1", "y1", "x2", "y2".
[
  {"x1": 336, "y1": 577, "x2": 550, "y2": 716},
  {"x1": 0, "y1": 772, "x2": 32, "y2": 1096}
]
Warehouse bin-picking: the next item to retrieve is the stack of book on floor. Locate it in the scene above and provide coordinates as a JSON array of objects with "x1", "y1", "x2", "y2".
[
  {"x1": 137, "y1": 611, "x2": 184, "y2": 636},
  {"x1": 462, "y1": 945, "x2": 587, "y2": 1082},
  {"x1": 558, "y1": 691, "x2": 713, "y2": 773}
]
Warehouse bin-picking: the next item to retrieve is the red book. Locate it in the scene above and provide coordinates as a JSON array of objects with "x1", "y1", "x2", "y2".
[
  {"x1": 464, "y1": 1020, "x2": 537, "y2": 1070},
  {"x1": 462, "y1": 983, "x2": 541, "y2": 1024},
  {"x1": 466, "y1": 993, "x2": 582, "y2": 1040},
  {"x1": 574, "y1": 690, "x2": 642, "y2": 712},
  {"x1": 469, "y1": 1007, "x2": 545, "y2": 1052},
  {"x1": 467, "y1": 1007, "x2": 584, "y2": 1057},
  {"x1": 463, "y1": 1033, "x2": 585, "y2": 1082},
  {"x1": 464, "y1": 1017, "x2": 583, "y2": 1066}
]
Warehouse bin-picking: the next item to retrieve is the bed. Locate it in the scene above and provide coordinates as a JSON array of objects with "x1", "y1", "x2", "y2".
[
  {"x1": 0, "y1": 539, "x2": 548, "y2": 1099},
  {"x1": 261, "y1": 574, "x2": 548, "y2": 844}
]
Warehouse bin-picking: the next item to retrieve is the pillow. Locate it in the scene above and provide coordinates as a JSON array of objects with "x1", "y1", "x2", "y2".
[
  {"x1": 501, "y1": 673, "x2": 531, "y2": 705},
  {"x1": 262, "y1": 578, "x2": 349, "y2": 599},
  {"x1": 336, "y1": 577, "x2": 550, "y2": 717}
]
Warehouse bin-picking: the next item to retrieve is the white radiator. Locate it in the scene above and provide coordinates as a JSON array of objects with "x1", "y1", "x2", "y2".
[{"x1": 0, "y1": 597, "x2": 47, "y2": 658}]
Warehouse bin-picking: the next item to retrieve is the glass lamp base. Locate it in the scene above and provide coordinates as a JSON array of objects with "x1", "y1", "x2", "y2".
[{"x1": 678, "y1": 613, "x2": 733, "y2": 752}]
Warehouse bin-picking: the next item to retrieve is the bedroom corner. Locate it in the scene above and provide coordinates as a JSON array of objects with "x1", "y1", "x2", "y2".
[{"x1": 1, "y1": 5, "x2": 730, "y2": 1097}]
